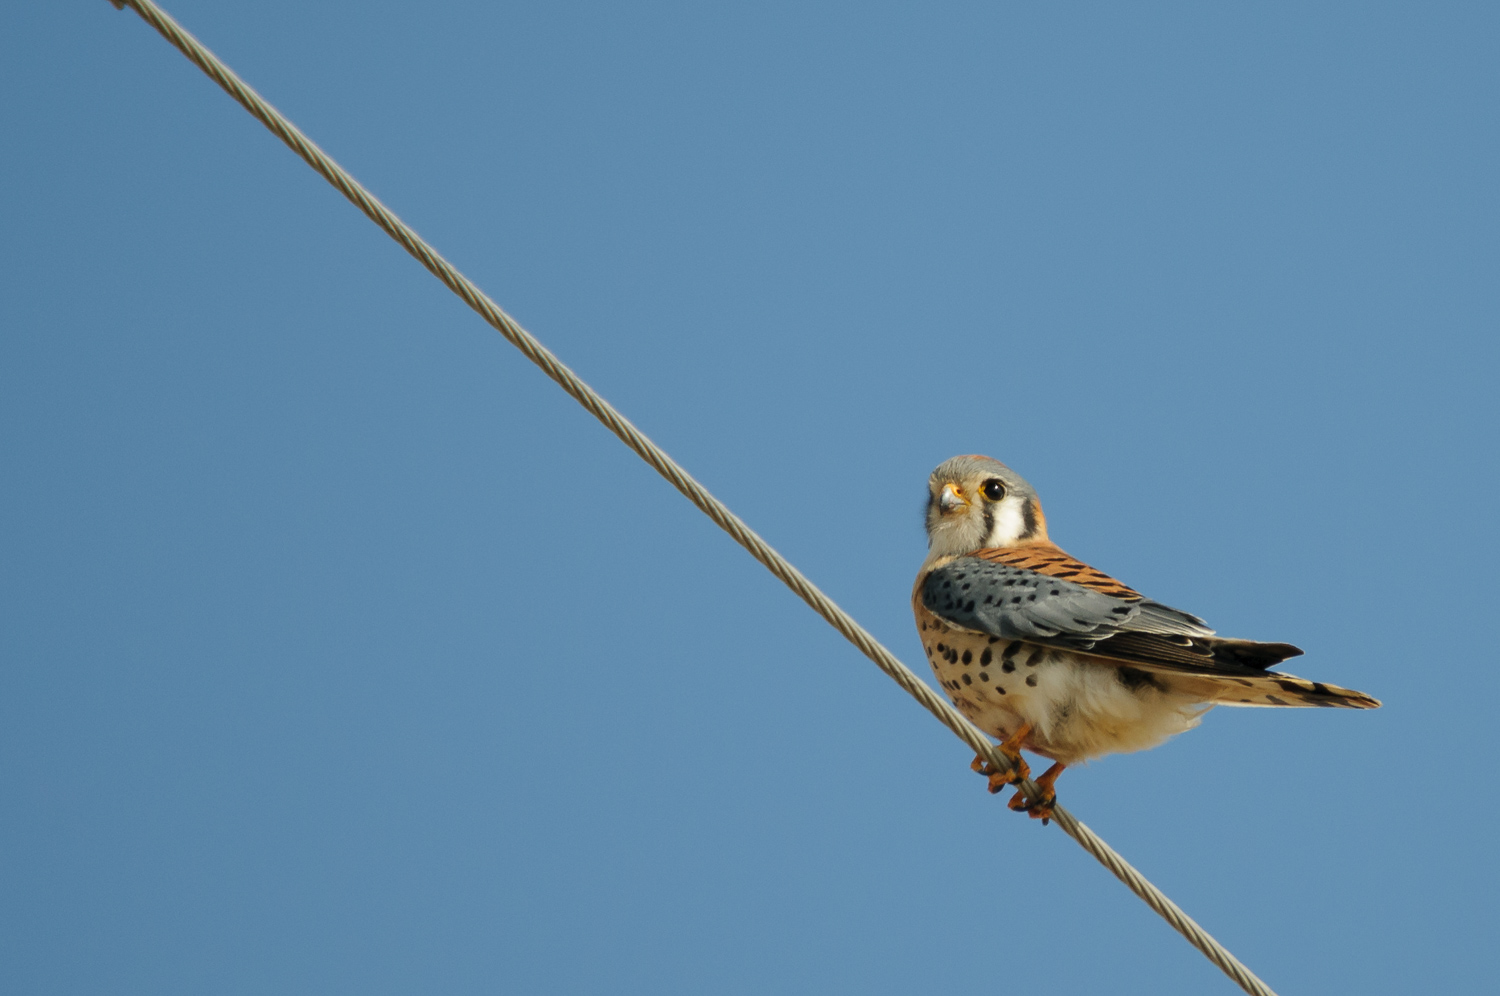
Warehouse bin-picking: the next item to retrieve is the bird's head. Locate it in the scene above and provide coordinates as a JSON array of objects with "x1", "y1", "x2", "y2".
[{"x1": 923, "y1": 455, "x2": 1047, "y2": 559}]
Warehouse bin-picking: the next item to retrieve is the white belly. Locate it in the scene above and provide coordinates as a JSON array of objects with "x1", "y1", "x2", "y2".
[{"x1": 918, "y1": 616, "x2": 1209, "y2": 765}]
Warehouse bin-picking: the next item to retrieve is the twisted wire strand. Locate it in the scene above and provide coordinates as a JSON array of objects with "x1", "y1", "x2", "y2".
[{"x1": 105, "y1": 3, "x2": 1278, "y2": 993}]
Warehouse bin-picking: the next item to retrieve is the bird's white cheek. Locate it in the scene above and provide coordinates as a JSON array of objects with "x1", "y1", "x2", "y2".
[{"x1": 984, "y1": 498, "x2": 1027, "y2": 546}]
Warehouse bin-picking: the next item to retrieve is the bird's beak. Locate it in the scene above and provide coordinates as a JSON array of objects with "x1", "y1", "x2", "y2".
[{"x1": 937, "y1": 482, "x2": 969, "y2": 514}]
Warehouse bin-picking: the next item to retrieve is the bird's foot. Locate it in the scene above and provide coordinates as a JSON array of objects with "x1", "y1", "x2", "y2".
[
  {"x1": 1007, "y1": 787, "x2": 1056, "y2": 823},
  {"x1": 970, "y1": 723, "x2": 1032, "y2": 794},
  {"x1": 971, "y1": 752, "x2": 1029, "y2": 793},
  {"x1": 1007, "y1": 762, "x2": 1066, "y2": 825}
]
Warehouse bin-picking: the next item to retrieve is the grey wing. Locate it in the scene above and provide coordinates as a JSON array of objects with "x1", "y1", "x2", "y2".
[
  {"x1": 920, "y1": 557, "x2": 1301, "y2": 674},
  {"x1": 920, "y1": 558, "x2": 1144, "y2": 647}
]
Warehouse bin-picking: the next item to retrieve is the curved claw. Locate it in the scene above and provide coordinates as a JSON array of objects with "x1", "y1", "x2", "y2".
[
  {"x1": 1007, "y1": 787, "x2": 1056, "y2": 823},
  {"x1": 971, "y1": 752, "x2": 1029, "y2": 793},
  {"x1": 970, "y1": 723, "x2": 1033, "y2": 794},
  {"x1": 1007, "y1": 762, "x2": 1067, "y2": 825}
]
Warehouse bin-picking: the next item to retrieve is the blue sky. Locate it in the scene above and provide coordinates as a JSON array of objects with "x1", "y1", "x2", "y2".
[{"x1": 4, "y1": 2, "x2": 1497, "y2": 993}]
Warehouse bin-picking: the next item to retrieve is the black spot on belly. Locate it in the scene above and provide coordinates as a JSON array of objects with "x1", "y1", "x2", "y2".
[
  {"x1": 980, "y1": 648, "x2": 992, "y2": 666},
  {"x1": 962, "y1": 673, "x2": 973, "y2": 686},
  {"x1": 995, "y1": 685, "x2": 1007, "y2": 695},
  {"x1": 1002, "y1": 641, "x2": 1023, "y2": 659},
  {"x1": 1001, "y1": 660, "x2": 1015, "y2": 673},
  {"x1": 1023, "y1": 648, "x2": 1044, "y2": 667},
  {"x1": 978, "y1": 671, "x2": 989, "y2": 682},
  {"x1": 961, "y1": 650, "x2": 972, "y2": 665},
  {"x1": 1025, "y1": 674, "x2": 1038, "y2": 687}
]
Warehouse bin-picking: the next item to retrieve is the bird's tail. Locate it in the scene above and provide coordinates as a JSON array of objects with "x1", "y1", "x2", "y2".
[{"x1": 1178, "y1": 669, "x2": 1380, "y2": 709}]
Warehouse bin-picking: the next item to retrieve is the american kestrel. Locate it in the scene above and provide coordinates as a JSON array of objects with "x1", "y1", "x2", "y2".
[{"x1": 913, "y1": 455, "x2": 1379, "y2": 822}]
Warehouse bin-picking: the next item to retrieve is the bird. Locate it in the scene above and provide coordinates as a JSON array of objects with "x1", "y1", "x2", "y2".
[{"x1": 912, "y1": 454, "x2": 1379, "y2": 822}]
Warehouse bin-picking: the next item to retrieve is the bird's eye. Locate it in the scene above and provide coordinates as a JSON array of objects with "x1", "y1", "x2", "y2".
[{"x1": 981, "y1": 478, "x2": 1007, "y2": 502}]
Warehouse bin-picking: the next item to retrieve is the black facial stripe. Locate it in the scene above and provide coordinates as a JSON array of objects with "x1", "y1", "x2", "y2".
[
  {"x1": 981, "y1": 502, "x2": 994, "y2": 541},
  {"x1": 1020, "y1": 498, "x2": 1039, "y2": 539}
]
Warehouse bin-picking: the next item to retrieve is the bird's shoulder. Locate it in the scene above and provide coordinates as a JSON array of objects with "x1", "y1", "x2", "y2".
[{"x1": 967, "y1": 541, "x2": 1142, "y2": 600}]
